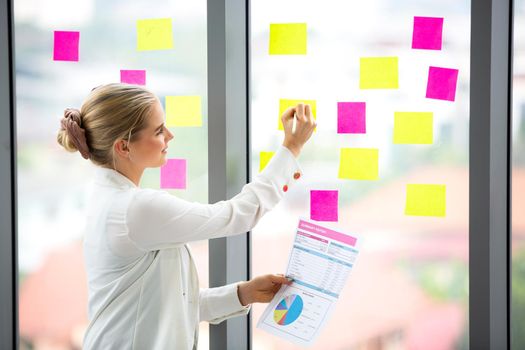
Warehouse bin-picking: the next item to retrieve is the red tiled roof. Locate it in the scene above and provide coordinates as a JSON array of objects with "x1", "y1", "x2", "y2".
[
  {"x1": 342, "y1": 166, "x2": 525, "y2": 236},
  {"x1": 19, "y1": 242, "x2": 88, "y2": 346}
]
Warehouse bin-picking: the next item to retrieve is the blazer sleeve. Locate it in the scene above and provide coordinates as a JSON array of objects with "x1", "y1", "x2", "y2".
[
  {"x1": 126, "y1": 145, "x2": 302, "y2": 250},
  {"x1": 199, "y1": 283, "x2": 251, "y2": 324}
]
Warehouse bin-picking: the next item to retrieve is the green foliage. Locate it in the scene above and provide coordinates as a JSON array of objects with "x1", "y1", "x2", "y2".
[
  {"x1": 401, "y1": 259, "x2": 469, "y2": 349},
  {"x1": 512, "y1": 248, "x2": 525, "y2": 349},
  {"x1": 403, "y1": 259, "x2": 468, "y2": 303}
]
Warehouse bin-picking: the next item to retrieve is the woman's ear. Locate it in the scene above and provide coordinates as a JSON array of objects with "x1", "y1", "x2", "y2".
[{"x1": 113, "y1": 139, "x2": 130, "y2": 159}]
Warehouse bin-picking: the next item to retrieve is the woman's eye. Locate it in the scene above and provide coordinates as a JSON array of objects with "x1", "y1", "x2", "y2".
[{"x1": 157, "y1": 129, "x2": 164, "y2": 135}]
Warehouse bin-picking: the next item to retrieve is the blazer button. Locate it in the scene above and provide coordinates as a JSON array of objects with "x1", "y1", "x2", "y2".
[
  {"x1": 293, "y1": 172, "x2": 301, "y2": 180},
  {"x1": 283, "y1": 185, "x2": 288, "y2": 192}
]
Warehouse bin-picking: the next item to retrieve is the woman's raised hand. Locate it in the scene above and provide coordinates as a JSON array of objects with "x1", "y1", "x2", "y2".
[{"x1": 281, "y1": 103, "x2": 316, "y2": 157}]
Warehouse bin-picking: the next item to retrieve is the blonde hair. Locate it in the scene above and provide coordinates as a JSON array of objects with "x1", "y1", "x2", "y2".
[{"x1": 57, "y1": 83, "x2": 158, "y2": 167}]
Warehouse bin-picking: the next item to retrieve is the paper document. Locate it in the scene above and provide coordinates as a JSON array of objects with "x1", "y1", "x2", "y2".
[{"x1": 257, "y1": 218, "x2": 360, "y2": 347}]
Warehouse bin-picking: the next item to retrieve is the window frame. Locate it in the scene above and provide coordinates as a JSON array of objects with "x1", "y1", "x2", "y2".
[
  {"x1": 469, "y1": 0, "x2": 513, "y2": 348},
  {"x1": 207, "y1": 0, "x2": 251, "y2": 348},
  {"x1": 0, "y1": 0, "x2": 17, "y2": 349}
]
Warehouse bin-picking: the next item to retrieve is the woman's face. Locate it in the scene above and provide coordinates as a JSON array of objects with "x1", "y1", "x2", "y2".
[{"x1": 129, "y1": 98, "x2": 174, "y2": 168}]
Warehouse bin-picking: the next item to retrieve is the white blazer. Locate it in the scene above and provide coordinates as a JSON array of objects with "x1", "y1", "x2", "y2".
[{"x1": 82, "y1": 145, "x2": 302, "y2": 350}]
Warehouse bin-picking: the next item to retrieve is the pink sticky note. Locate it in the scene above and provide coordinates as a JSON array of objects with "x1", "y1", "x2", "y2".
[
  {"x1": 412, "y1": 16, "x2": 444, "y2": 50},
  {"x1": 310, "y1": 190, "x2": 338, "y2": 222},
  {"x1": 160, "y1": 159, "x2": 187, "y2": 189},
  {"x1": 120, "y1": 70, "x2": 146, "y2": 85},
  {"x1": 53, "y1": 31, "x2": 80, "y2": 61},
  {"x1": 338, "y1": 102, "x2": 366, "y2": 134},
  {"x1": 426, "y1": 66, "x2": 459, "y2": 101}
]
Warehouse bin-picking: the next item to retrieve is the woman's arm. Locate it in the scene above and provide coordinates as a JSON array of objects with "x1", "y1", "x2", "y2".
[
  {"x1": 199, "y1": 274, "x2": 292, "y2": 324},
  {"x1": 125, "y1": 104, "x2": 315, "y2": 251},
  {"x1": 199, "y1": 284, "x2": 250, "y2": 324},
  {"x1": 126, "y1": 145, "x2": 301, "y2": 250}
]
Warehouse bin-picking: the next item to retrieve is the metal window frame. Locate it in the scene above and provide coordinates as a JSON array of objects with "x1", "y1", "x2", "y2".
[
  {"x1": 470, "y1": 0, "x2": 513, "y2": 348},
  {"x1": 207, "y1": 0, "x2": 251, "y2": 348},
  {"x1": 0, "y1": 0, "x2": 17, "y2": 349}
]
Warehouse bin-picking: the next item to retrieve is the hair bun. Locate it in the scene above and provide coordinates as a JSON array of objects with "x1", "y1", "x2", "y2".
[
  {"x1": 57, "y1": 108, "x2": 91, "y2": 160},
  {"x1": 64, "y1": 108, "x2": 82, "y2": 125}
]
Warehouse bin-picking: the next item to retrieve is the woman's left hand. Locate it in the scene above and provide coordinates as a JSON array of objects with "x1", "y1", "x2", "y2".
[{"x1": 237, "y1": 274, "x2": 292, "y2": 306}]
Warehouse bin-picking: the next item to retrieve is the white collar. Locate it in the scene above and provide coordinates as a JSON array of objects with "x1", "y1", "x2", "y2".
[{"x1": 94, "y1": 167, "x2": 137, "y2": 189}]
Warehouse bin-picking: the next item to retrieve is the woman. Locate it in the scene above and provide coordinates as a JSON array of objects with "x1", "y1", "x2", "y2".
[{"x1": 57, "y1": 83, "x2": 315, "y2": 349}]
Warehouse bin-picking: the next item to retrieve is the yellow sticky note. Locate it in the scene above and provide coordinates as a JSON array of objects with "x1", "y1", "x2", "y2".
[
  {"x1": 394, "y1": 112, "x2": 434, "y2": 144},
  {"x1": 166, "y1": 96, "x2": 202, "y2": 127},
  {"x1": 338, "y1": 148, "x2": 379, "y2": 180},
  {"x1": 137, "y1": 18, "x2": 173, "y2": 51},
  {"x1": 269, "y1": 23, "x2": 307, "y2": 55},
  {"x1": 278, "y1": 99, "x2": 316, "y2": 130},
  {"x1": 405, "y1": 184, "x2": 446, "y2": 217},
  {"x1": 360, "y1": 57, "x2": 399, "y2": 89},
  {"x1": 259, "y1": 151, "x2": 275, "y2": 172}
]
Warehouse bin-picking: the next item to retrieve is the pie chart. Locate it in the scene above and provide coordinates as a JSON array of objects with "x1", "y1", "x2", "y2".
[{"x1": 273, "y1": 294, "x2": 303, "y2": 326}]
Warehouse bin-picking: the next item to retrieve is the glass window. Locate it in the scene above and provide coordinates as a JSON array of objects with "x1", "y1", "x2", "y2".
[
  {"x1": 250, "y1": 1, "x2": 470, "y2": 349},
  {"x1": 15, "y1": 1, "x2": 209, "y2": 349},
  {"x1": 512, "y1": 0, "x2": 525, "y2": 348}
]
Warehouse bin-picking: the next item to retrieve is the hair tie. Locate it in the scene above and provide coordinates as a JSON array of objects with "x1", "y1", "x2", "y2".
[{"x1": 60, "y1": 108, "x2": 91, "y2": 160}]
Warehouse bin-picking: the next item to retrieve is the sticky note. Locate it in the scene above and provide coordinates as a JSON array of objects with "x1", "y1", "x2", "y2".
[
  {"x1": 166, "y1": 96, "x2": 202, "y2": 127},
  {"x1": 405, "y1": 184, "x2": 446, "y2": 217},
  {"x1": 310, "y1": 190, "x2": 338, "y2": 222},
  {"x1": 338, "y1": 148, "x2": 379, "y2": 180},
  {"x1": 394, "y1": 112, "x2": 433, "y2": 144},
  {"x1": 412, "y1": 16, "x2": 444, "y2": 50},
  {"x1": 338, "y1": 102, "x2": 366, "y2": 134},
  {"x1": 269, "y1": 23, "x2": 307, "y2": 55},
  {"x1": 120, "y1": 70, "x2": 146, "y2": 85},
  {"x1": 278, "y1": 99, "x2": 316, "y2": 130},
  {"x1": 53, "y1": 31, "x2": 79, "y2": 61},
  {"x1": 426, "y1": 66, "x2": 459, "y2": 101},
  {"x1": 161, "y1": 159, "x2": 187, "y2": 189},
  {"x1": 259, "y1": 151, "x2": 275, "y2": 172},
  {"x1": 137, "y1": 18, "x2": 173, "y2": 51},
  {"x1": 360, "y1": 57, "x2": 399, "y2": 89}
]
